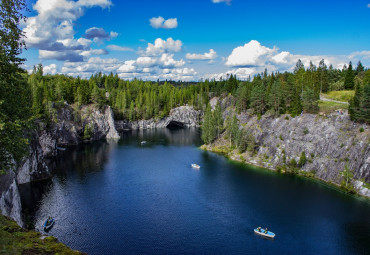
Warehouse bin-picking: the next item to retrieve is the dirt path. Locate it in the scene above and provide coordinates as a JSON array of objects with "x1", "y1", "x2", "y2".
[{"x1": 320, "y1": 94, "x2": 349, "y2": 105}]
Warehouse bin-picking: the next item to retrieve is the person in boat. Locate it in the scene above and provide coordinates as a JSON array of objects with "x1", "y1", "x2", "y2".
[
  {"x1": 265, "y1": 228, "x2": 268, "y2": 234},
  {"x1": 257, "y1": 227, "x2": 261, "y2": 232}
]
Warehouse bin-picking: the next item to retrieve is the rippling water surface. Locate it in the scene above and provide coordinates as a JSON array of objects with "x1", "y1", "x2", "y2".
[{"x1": 20, "y1": 128, "x2": 370, "y2": 255}]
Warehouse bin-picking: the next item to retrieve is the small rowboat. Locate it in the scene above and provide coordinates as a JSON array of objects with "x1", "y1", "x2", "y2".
[
  {"x1": 141, "y1": 141, "x2": 147, "y2": 145},
  {"x1": 254, "y1": 228, "x2": 275, "y2": 238},
  {"x1": 43, "y1": 218, "x2": 55, "y2": 231},
  {"x1": 191, "y1": 164, "x2": 200, "y2": 169}
]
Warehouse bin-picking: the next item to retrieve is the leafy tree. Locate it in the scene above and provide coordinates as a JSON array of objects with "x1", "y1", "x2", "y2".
[{"x1": 0, "y1": 0, "x2": 31, "y2": 173}]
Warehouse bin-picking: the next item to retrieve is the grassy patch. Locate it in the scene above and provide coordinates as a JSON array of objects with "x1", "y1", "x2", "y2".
[
  {"x1": 0, "y1": 215, "x2": 84, "y2": 254},
  {"x1": 323, "y1": 90, "x2": 354, "y2": 102},
  {"x1": 318, "y1": 100, "x2": 348, "y2": 114}
]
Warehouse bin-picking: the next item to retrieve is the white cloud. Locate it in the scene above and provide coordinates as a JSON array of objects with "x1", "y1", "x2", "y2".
[
  {"x1": 141, "y1": 38, "x2": 182, "y2": 56},
  {"x1": 107, "y1": 45, "x2": 134, "y2": 51},
  {"x1": 212, "y1": 0, "x2": 231, "y2": 5},
  {"x1": 186, "y1": 49, "x2": 217, "y2": 61},
  {"x1": 368, "y1": 3, "x2": 370, "y2": 8},
  {"x1": 23, "y1": 0, "x2": 113, "y2": 62},
  {"x1": 43, "y1": 64, "x2": 58, "y2": 75},
  {"x1": 226, "y1": 40, "x2": 277, "y2": 67},
  {"x1": 149, "y1": 16, "x2": 178, "y2": 29},
  {"x1": 206, "y1": 67, "x2": 255, "y2": 80}
]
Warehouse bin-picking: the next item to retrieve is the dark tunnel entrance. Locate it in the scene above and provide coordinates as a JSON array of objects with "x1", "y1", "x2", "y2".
[{"x1": 166, "y1": 121, "x2": 185, "y2": 129}]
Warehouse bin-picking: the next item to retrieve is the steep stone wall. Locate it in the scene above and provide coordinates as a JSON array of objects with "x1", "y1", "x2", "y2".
[
  {"x1": 0, "y1": 103, "x2": 120, "y2": 225},
  {"x1": 203, "y1": 97, "x2": 370, "y2": 197}
]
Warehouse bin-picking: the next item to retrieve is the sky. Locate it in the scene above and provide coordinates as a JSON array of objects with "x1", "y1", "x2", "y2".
[{"x1": 21, "y1": 0, "x2": 370, "y2": 81}]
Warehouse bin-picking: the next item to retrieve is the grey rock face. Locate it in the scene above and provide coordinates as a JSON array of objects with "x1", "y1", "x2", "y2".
[
  {"x1": 81, "y1": 105, "x2": 120, "y2": 140},
  {"x1": 115, "y1": 106, "x2": 202, "y2": 131},
  {"x1": 236, "y1": 112, "x2": 370, "y2": 187},
  {"x1": 17, "y1": 135, "x2": 50, "y2": 185},
  {"x1": 0, "y1": 171, "x2": 23, "y2": 226}
]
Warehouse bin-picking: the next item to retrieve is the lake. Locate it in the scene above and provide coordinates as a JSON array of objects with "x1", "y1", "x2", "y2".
[{"x1": 20, "y1": 128, "x2": 370, "y2": 255}]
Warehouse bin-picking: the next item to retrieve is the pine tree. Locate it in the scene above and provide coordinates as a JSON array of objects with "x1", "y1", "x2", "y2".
[
  {"x1": 213, "y1": 102, "x2": 223, "y2": 138},
  {"x1": 344, "y1": 62, "x2": 355, "y2": 90}
]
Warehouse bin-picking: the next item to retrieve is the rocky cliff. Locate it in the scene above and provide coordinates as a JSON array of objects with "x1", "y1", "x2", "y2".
[
  {"x1": 203, "y1": 97, "x2": 370, "y2": 197},
  {"x1": 0, "y1": 103, "x2": 120, "y2": 225},
  {"x1": 115, "y1": 105, "x2": 202, "y2": 131}
]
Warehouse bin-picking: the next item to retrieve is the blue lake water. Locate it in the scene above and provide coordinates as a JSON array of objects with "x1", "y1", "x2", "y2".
[{"x1": 20, "y1": 128, "x2": 370, "y2": 255}]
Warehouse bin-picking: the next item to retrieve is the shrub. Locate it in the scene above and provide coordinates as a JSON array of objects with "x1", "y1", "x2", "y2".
[
  {"x1": 290, "y1": 158, "x2": 297, "y2": 167},
  {"x1": 279, "y1": 134, "x2": 284, "y2": 141},
  {"x1": 299, "y1": 152, "x2": 307, "y2": 167},
  {"x1": 285, "y1": 115, "x2": 289, "y2": 120},
  {"x1": 359, "y1": 127, "x2": 364, "y2": 132},
  {"x1": 303, "y1": 127, "x2": 309, "y2": 135}
]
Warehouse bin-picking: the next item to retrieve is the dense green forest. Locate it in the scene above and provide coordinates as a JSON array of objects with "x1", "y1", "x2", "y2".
[{"x1": 29, "y1": 60, "x2": 369, "y2": 121}]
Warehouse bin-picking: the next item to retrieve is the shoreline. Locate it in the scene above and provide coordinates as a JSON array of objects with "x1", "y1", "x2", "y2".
[{"x1": 200, "y1": 144, "x2": 370, "y2": 201}]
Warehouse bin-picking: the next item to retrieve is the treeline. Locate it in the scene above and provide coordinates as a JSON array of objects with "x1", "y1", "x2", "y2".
[
  {"x1": 29, "y1": 65, "x2": 209, "y2": 122},
  {"x1": 201, "y1": 60, "x2": 370, "y2": 145}
]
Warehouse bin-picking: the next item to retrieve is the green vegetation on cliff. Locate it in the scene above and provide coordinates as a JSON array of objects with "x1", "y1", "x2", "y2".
[{"x1": 0, "y1": 215, "x2": 83, "y2": 254}]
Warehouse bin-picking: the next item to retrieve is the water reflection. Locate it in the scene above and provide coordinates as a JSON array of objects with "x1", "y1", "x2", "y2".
[{"x1": 18, "y1": 128, "x2": 370, "y2": 255}]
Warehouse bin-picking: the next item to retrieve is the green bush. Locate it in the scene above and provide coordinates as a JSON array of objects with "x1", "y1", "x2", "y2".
[
  {"x1": 359, "y1": 127, "x2": 364, "y2": 132},
  {"x1": 299, "y1": 152, "x2": 307, "y2": 167},
  {"x1": 303, "y1": 127, "x2": 309, "y2": 135}
]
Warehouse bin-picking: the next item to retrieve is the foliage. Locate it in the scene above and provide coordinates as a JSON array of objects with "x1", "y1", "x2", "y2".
[
  {"x1": 0, "y1": 0, "x2": 31, "y2": 173},
  {"x1": 344, "y1": 62, "x2": 355, "y2": 90},
  {"x1": 201, "y1": 102, "x2": 224, "y2": 144},
  {"x1": 349, "y1": 70, "x2": 370, "y2": 124},
  {"x1": 298, "y1": 151, "x2": 307, "y2": 167},
  {"x1": 340, "y1": 163, "x2": 355, "y2": 193}
]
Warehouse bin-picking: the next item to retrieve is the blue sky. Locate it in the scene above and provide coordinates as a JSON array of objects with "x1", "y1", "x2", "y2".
[{"x1": 21, "y1": 0, "x2": 370, "y2": 80}]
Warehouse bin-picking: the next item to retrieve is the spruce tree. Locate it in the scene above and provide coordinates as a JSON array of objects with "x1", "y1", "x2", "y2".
[{"x1": 344, "y1": 62, "x2": 355, "y2": 90}]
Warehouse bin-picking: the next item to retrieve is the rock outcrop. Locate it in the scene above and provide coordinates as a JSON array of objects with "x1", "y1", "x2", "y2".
[
  {"x1": 0, "y1": 171, "x2": 23, "y2": 226},
  {"x1": 115, "y1": 105, "x2": 202, "y2": 131},
  {"x1": 203, "y1": 97, "x2": 370, "y2": 197},
  {"x1": 0, "y1": 103, "x2": 120, "y2": 225}
]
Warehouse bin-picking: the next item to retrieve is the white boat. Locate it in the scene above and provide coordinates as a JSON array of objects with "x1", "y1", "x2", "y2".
[
  {"x1": 141, "y1": 141, "x2": 147, "y2": 145},
  {"x1": 254, "y1": 228, "x2": 275, "y2": 238},
  {"x1": 191, "y1": 164, "x2": 200, "y2": 169}
]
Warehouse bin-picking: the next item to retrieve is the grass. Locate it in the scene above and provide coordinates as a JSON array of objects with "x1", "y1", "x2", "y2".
[
  {"x1": 323, "y1": 90, "x2": 354, "y2": 102},
  {"x1": 0, "y1": 215, "x2": 84, "y2": 255},
  {"x1": 318, "y1": 100, "x2": 348, "y2": 114}
]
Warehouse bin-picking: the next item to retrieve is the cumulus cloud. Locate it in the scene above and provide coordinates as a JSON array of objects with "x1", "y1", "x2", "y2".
[
  {"x1": 212, "y1": 0, "x2": 231, "y2": 5},
  {"x1": 61, "y1": 57, "x2": 121, "y2": 76},
  {"x1": 107, "y1": 45, "x2": 134, "y2": 51},
  {"x1": 206, "y1": 40, "x2": 370, "y2": 81},
  {"x1": 140, "y1": 38, "x2": 182, "y2": 56},
  {"x1": 23, "y1": 0, "x2": 113, "y2": 62},
  {"x1": 84, "y1": 27, "x2": 118, "y2": 41},
  {"x1": 43, "y1": 64, "x2": 58, "y2": 75},
  {"x1": 186, "y1": 49, "x2": 217, "y2": 61},
  {"x1": 149, "y1": 16, "x2": 178, "y2": 29},
  {"x1": 225, "y1": 40, "x2": 277, "y2": 67}
]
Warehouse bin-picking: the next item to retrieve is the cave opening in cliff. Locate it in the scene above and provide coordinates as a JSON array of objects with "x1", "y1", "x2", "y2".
[{"x1": 166, "y1": 121, "x2": 185, "y2": 129}]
